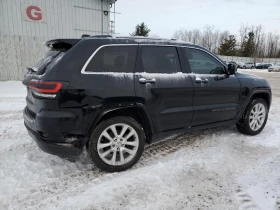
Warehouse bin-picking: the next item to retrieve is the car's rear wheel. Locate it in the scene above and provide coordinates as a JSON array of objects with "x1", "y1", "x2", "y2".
[
  {"x1": 88, "y1": 116, "x2": 145, "y2": 172},
  {"x1": 251, "y1": 66, "x2": 254, "y2": 69},
  {"x1": 236, "y1": 98, "x2": 268, "y2": 135}
]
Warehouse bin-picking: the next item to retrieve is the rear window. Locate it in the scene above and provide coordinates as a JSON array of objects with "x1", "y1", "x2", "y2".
[
  {"x1": 33, "y1": 50, "x2": 64, "y2": 75},
  {"x1": 85, "y1": 46, "x2": 137, "y2": 73}
]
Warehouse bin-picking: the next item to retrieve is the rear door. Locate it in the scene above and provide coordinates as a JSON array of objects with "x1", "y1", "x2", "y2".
[
  {"x1": 183, "y1": 47, "x2": 241, "y2": 126},
  {"x1": 80, "y1": 45, "x2": 138, "y2": 106},
  {"x1": 134, "y1": 45, "x2": 194, "y2": 133}
]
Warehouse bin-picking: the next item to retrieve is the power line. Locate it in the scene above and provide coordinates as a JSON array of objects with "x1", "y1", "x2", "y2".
[
  {"x1": 218, "y1": 17, "x2": 280, "y2": 28},
  {"x1": 151, "y1": 0, "x2": 231, "y2": 16}
]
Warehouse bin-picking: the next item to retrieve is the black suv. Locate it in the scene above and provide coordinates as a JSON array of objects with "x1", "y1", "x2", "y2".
[{"x1": 23, "y1": 36, "x2": 272, "y2": 172}]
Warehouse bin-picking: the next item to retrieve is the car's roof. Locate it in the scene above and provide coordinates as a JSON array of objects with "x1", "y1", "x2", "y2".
[
  {"x1": 46, "y1": 35, "x2": 207, "y2": 51},
  {"x1": 84, "y1": 35, "x2": 198, "y2": 47}
]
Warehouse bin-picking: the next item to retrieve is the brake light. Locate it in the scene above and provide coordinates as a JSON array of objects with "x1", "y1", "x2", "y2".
[{"x1": 29, "y1": 80, "x2": 62, "y2": 93}]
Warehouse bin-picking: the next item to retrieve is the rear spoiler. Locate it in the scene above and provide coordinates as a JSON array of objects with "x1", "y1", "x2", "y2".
[{"x1": 45, "y1": 39, "x2": 80, "y2": 49}]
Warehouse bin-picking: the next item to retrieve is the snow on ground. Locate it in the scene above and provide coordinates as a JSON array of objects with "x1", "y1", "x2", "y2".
[
  {"x1": 1, "y1": 81, "x2": 280, "y2": 210},
  {"x1": 238, "y1": 69, "x2": 269, "y2": 73}
]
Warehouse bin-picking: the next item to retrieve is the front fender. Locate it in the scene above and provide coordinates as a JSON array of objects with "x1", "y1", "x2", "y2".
[{"x1": 237, "y1": 88, "x2": 272, "y2": 120}]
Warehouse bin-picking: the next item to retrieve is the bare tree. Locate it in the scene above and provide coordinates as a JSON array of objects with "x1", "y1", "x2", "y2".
[
  {"x1": 252, "y1": 25, "x2": 265, "y2": 57},
  {"x1": 192, "y1": 29, "x2": 201, "y2": 45},
  {"x1": 173, "y1": 29, "x2": 189, "y2": 42},
  {"x1": 266, "y1": 33, "x2": 280, "y2": 58},
  {"x1": 239, "y1": 24, "x2": 250, "y2": 50},
  {"x1": 173, "y1": 24, "x2": 280, "y2": 58},
  {"x1": 202, "y1": 25, "x2": 215, "y2": 51}
]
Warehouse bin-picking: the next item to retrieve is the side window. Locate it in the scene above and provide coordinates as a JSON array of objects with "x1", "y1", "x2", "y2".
[
  {"x1": 184, "y1": 48, "x2": 225, "y2": 74},
  {"x1": 85, "y1": 46, "x2": 137, "y2": 73},
  {"x1": 141, "y1": 46, "x2": 181, "y2": 73}
]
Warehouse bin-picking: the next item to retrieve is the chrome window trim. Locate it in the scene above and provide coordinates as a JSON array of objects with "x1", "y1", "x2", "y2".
[
  {"x1": 80, "y1": 43, "x2": 227, "y2": 74},
  {"x1": 81, "y1": 44, "x2": 138, "y2": 74}
]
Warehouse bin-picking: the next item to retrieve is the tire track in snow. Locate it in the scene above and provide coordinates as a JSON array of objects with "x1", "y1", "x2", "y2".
[
  {"x1": 235, "y1": 186, "x2": 260, "y2": 210},
  {"x1": 276, "y1": 196, "x2": 280, "y2": 210},
  {"x1": 8, "y1": 132, "x2": 199, "y2": 209}
]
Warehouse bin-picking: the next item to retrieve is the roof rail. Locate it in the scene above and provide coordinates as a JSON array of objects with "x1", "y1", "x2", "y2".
[
  {"x1": 91, "y1": 35, "x2": 113, "y2": 38},
  {"x1": 83, "y1": 35, "x2": 192, "y2": 44},
  {"x1": 116, "y1": 36, "x2": 182, "y2": 42},
  {"x1": 116, "y1": 36, "x2": 164, "y2": 40}
]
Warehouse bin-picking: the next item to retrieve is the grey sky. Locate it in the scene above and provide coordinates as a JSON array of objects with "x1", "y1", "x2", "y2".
[{"x1": 114, "y1": 0, "x2": 280, "y2": 38}]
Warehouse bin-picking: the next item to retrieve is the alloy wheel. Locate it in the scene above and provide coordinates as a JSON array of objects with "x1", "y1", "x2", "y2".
[
  {"x1": 249, "y1": 103, "x2": 266, "y2": 131},
  {"x1": 97, "y1": 123, "x2": 139, "y2": 166}
]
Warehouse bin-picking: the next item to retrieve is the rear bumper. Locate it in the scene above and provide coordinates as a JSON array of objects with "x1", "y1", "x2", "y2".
[
  {"x1": 23, "y1": 107, "x2": 83, "y2": 157},
  {"x1": 25, "y1": 124, "x2": 83, "y2": 156}
]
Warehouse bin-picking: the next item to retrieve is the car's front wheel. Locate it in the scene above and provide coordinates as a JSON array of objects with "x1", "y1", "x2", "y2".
[
  {"x1": 236, "y1": 98, "x2": 268, "y2": 135},
  {"x1": 88, "y1": 116, "x2": 145, "y2": 172}
]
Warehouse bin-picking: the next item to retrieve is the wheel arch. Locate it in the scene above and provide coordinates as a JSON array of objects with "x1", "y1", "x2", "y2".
[
  {"x1": 238, "y1": 89, "x2": 272, "y2": 120},
  {"x1": 250, "y1": 91, "x2": 271, "y2": 108},
  {"x1": 88, "y1": 104, "x2": 154, "y2": 145}
]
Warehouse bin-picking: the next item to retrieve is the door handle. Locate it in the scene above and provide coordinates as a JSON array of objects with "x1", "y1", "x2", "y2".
[
  {"x1": 214, "y1": 75, "x2": 228, "y2": 81},
  {"x1": 195, "y1": 78, "x2": 208, "y2": 83},
  {"x1": 139, "y1": 78, "x2": 156, "y2": 84}
]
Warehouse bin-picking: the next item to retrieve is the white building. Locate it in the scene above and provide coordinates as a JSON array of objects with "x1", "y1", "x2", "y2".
[{"x1": 0, "y1": 0, "x2": 117, "y2": 80}]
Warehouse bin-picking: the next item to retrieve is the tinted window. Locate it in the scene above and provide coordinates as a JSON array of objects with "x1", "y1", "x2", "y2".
[
  {"x1": 85, "y1": 46, "x2": 137, "y2": 73},
  {"x1": 184, "y1": 48, "x2": 225, "y2": 74},
  {"x1": 141, "y1": 46, "x2": 181, "y2": 73},
  {"x1": 33, "y1": 50, "x2": 64, "y2": 75}
]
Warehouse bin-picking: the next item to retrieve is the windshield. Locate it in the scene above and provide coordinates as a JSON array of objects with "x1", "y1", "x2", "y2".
[{"x1": 32, "y1": 50, "x2": 62, "y2": 75}]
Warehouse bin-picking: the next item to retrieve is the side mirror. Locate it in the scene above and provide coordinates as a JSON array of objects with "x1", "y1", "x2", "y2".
[{"x1": 227, "y1": 63, "x2": 237, "y2": 75}]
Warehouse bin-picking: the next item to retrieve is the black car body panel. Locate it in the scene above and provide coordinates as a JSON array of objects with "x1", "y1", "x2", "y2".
[
  {"x1": 22, "y1": 36, "x2": 272, "y2": 157},
  {"x1": 189, "y1": 74, "x2": 241, "y2": 126}
]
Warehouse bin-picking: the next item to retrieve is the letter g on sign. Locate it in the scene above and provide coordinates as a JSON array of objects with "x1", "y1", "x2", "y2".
[{"x1": 26, "y1": 6, "x2": 42, "y2": 21}]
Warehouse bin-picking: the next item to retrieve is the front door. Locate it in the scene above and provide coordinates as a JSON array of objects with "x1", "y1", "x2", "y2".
[
  {"x1": 134, "y1": 45, "x2": 194, "y2": 133},
  {"x1": 183, "y1": 47, "x2": 241, "y2": 126}
]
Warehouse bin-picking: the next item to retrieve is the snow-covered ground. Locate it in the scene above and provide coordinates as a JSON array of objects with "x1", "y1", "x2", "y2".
[
  {"x1": 1, "y1": 81, "x2": 280, "y2": 210},
  {"x1": 238, "y1": 69, "x2": 269, "y2": 73}
]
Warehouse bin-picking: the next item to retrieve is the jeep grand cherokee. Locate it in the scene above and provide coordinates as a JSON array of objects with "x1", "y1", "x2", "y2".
[{"x1": 23, "y1": 36, "x2": 272, "y2": 172}]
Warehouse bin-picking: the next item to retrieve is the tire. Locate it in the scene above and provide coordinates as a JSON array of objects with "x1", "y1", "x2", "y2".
[
  {"x1": 236, "y1": 98, "x2": 268, "y2": 136},
  {"x1": 88, "y1": 116, "x2": 145, "y2": 172},
  {"x1": 251, "y1": 66, "x2": 254, "y2": 69}
]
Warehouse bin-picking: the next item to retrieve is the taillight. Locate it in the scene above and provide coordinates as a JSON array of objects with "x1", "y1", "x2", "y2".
[
  {"x1": 28, "y1": 80, "x2": 62, "y2": 98},
  {"x1": 29, "y1": 80, "x2": 62, "y2": 93}
]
